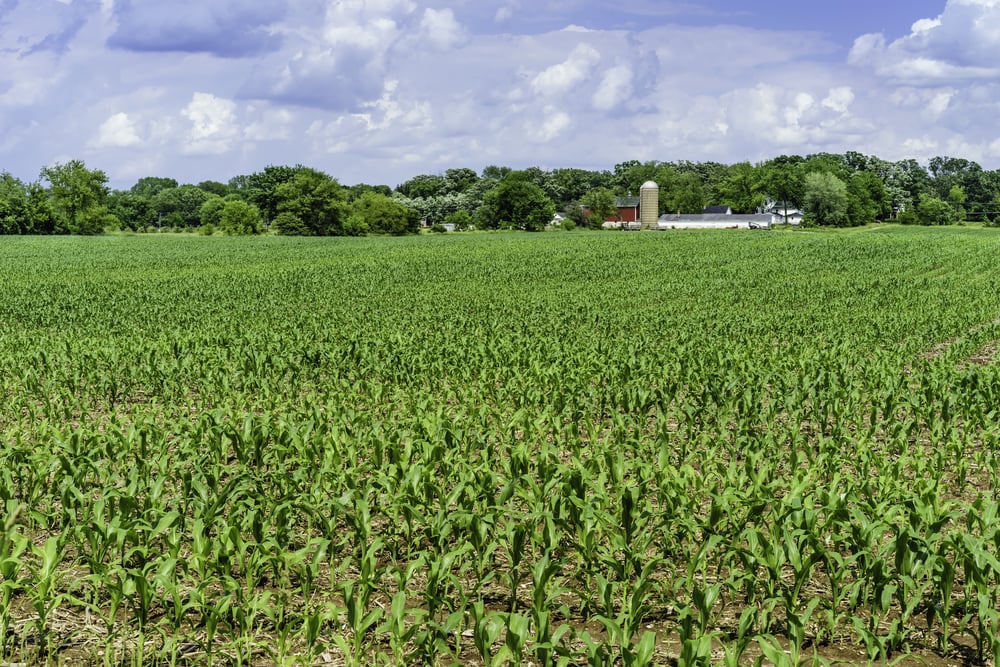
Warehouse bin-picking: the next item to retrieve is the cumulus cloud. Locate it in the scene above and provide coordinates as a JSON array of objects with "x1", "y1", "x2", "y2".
[
  {"x1": 417, "y1": 8, "x2": 467, "y2": 51},
  {"x1": 243, "y1": 107, "x2": 294, "y2": 142},
  {"x1": 240, "y1": 0, "x2": 419, "y2": 110},
  {"x1": 108, "y1": 0, "x2": 287, "y2": 57},
  {"x1": 531, "y1": 43, "x2": 601, "y2": 96},
  {"x1": 822, "y1": 87, "x2": 855, "y2": 114},
  {"x1": 849, "y1": 0, "x2": 1000, "y2": 83},
  {"x1": 89, "y1": 112, "x2": 142, "y2": 148},
  {"x1": 181, "y1": 93, "x2": 238, "y2": 154},
  {"x1": 527, "y1": 106, "x2": 572, "y2": 143},
  {"x1": 592, "y1": 65, "x2": 634, "y2": 111},
  {"x1": 4, "y1": 0, "x2": 1000, "y2": 192}
]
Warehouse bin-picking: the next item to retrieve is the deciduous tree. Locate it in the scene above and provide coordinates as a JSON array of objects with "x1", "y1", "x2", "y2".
[
  {"x1": 0, "y1": 172, "x2": 29, "y2": 234},
  {"x1": 803, "y1": 171, "x2": 849, "y2": 226},
  {"x1": 39, "y1": 160, "x2": 110, "y2": 234},
  {"x1": 347, "y1": 192, "x2": 419, "y2": 235},
  {"x1": 581, "y1": 187, "x2": 617, "y2": 227},
  {"x1": 218, "y1": 199, "x2": 263, "y2": 235},
  {"x1": 273, "y1": 168, "x2": 347, "y2": 236},
  {"x1": 476, "y1": 172, "x2": 555, "y2": 231}
]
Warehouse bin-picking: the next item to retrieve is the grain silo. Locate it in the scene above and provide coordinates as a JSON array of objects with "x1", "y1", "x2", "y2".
[{"x1": 640, "y1": 180, "x2": 659, "y2": 229}]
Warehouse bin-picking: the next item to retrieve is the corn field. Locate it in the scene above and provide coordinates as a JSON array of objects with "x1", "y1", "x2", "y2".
[{"x1": 2, "y1": 228, "x2": 1000, "y2": 666}]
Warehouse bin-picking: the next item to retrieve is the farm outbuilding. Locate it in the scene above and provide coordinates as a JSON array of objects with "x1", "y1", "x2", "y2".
[{"x1": 655, "y1": 213, "x2": 773, "y2": 230}]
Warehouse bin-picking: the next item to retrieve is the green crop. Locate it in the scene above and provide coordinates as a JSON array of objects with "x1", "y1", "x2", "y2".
[{"x1": 1, "y1": 228, "x2": 1000, "y2": 664}]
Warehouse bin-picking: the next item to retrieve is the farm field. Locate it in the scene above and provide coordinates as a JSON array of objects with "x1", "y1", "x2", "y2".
[{"x1": 1, "y1": 227, "x2": 1000, "y2": 665}]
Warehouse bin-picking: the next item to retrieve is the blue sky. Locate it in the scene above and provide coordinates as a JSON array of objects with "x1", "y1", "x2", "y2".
[{"x1": 0, "y1": 0, "x2": 997, "y2": 189}]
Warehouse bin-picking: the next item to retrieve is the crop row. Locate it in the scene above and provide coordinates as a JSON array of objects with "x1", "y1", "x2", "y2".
[{"x1": 0, "y1": 229, "x2": 999, "y2": 664}]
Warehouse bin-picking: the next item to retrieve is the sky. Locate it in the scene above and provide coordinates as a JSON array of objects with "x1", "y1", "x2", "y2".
[{"x1": 0, "y1": 0, "x2": 998, "y2": 189}]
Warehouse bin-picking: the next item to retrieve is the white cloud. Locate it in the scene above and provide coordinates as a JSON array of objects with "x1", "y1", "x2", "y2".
[
  {"x1": 181, "y1": 93, "x2": 238, "y2": 155},
  {"x1": 352, "y1": 80, "x2": 432, "y2": 132},
  {"x1": 527, "y1": 106, "x2": 571, "y2": 142},
  {"x1": 495, "y1": 1, "x2": 518, "y2": 24},
  {"x1": 592, "y1": 65, "x2": 634, "y2": 111},
  {"x1": 322, "y1": 0, "x2": 414, "y2": 51},
  {"x1": 418, "y1": 8, "x2": 466, "y2": 51},
  {"x1": 243, "y1": 107, "x2": 294, "y2": 141},
  {"x1": 3, "y1": 0, "x2": 1000, "y2": 191},
  {"x1": 240, "y1": 0, "x2": 420, "y2": 110},
  {"x1": 822, "y1": 86, "x2": 855, "y2": 114},
  {"x1": 785, "y1": 92, "x2": 815, "y2": 126},
  {"x1": 531, "y1": 43, "x2": 601, "y2": 96},
  {"x1": 849, "y1": 0, "x2": 1000, "y2": 83},
  {"x1": 89, "y1": 112, "x2": 142, "y2": 148},
  {"x1": 928, "y1": 90, "x2": 954, "y2": 115}
]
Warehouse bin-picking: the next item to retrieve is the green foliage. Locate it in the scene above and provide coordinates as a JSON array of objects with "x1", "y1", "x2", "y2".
[
  {"x1": 273, "y1": 168, "x2": 348, "y2": 236},
  {"x1": 348, "y1": 191, "x2": 419, "y2": 235},
  {"x1": 152, "y1": 185, "x2": 217, "y2": 228},
  {"x1": 271, "y1": 211, "x2": 309, "y2": 236},
  {"x1": 1, "y1": 230, "x2": 1000, "y2": 664},
  {"x1": 218, "y1": 199, "x2": 263, "y2": 235},
  {"x1": 0, "y1": 172, "x2": 30, "y2": 234},
  {"x1": 717, "y1": 161, "x2": 766, "y2": 213},
  {"x1": 917, "y1": 195, "x2": 960, "y2": 225},
  {"x1": 8, "y1": 150, "x2": 1000, "y2": 237},
  {"x1": 25, "y1": 182, "x2": 58, "y2": 234},
  {"x1": 581, "y1": 187, "x2": 617, "y2": 225},
  {"x1": 196, "y1": 180, "x2": 231, "y2": 197},
  {"x1": 397, "y1": 173, "x2": 448, "y2": 199},
  {"x1": 130, "y1": 176, "x2": 178, "y2": 199},
  {"x1": 39, "y1": 159, "x2": 110, "y2": 234},
  {"x1": 392, "y1": 191, "x2": 472, "y2": 226},
  {"x1": 663, "y1": 171, "x2": 706, "y2": 214},
  {"x1": 344, "y1": 182, "x2": 392, "y2": 202},
  {"x1": 803, "y1": 171, "x2": 850, "y2": 226},
  {"x1": 563, "y1": 202, "x2": 589, "y2": 229},
  {"x1": 477, "y1": 172, "x2": 555, "y2": 231},
  {"x1": 108, "y1": 190, "x2": 158, "y2": 231},
  {"x1": 444, "y1": 209, "x2": 472, "y2": 231},
  {"x1": 551, "y1": 168, "x2": 613, "y2": 209},
  {"x1": 229, "y1": 165, "x2": 301, "y2": 224},
  {"x1": 198, "y1": 196, "x2": 226, "y2": 229},
  {"x1": 763, "y1": 155, "x2": 806, "y2": 210}
]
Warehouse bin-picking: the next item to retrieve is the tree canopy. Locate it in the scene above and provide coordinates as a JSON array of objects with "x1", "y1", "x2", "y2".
[
  {"x1": 39, "y1": 160, "x2": 110, "y2": 234},
  {"x1": 4, "y1": 150, "x2": 1000, "y2": 235},
  {"x1": 476, "y1": 173, "x2": 555, "y2": 232}
]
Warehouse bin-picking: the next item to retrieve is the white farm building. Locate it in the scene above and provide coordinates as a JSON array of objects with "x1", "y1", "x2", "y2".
[{"x1": 655, "y1": 211, "x2": 773, "y2": 230}]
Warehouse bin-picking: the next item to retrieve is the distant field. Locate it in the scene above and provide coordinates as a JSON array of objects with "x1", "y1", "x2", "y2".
[{"x1": 2, "y1": 228, "x2": 1000, "y2": 665}]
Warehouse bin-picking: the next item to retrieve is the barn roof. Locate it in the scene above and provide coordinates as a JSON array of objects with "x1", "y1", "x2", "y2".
[{"x1": 615, "y1": 196, "x2": 640, "y2": 208}]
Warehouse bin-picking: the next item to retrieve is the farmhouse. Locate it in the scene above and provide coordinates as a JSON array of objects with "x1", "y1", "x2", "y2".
[{"x1": 766, "y1": 202, "x2": 804, "y2": 225}]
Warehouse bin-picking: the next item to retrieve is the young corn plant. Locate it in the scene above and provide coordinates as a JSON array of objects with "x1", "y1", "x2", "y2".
[
  {"x1": 26, "y1": 535, "x2": 66, "y2": 657},
  {"x1": 0, "y1": 503, "x2": 27, "y2": 656},
  {"x1": 469, "y1": 600, "x2": 504, "y2": 667}
]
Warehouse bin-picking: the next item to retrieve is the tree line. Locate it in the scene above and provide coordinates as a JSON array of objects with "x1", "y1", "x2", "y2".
[{"x1": 1, "y1": 153, "x2": 999, "y2": 235}]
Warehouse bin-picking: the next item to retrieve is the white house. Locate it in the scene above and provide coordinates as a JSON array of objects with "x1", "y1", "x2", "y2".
[{"x1": 765, "y1": 201, "x2": 803, "y2": 225}]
